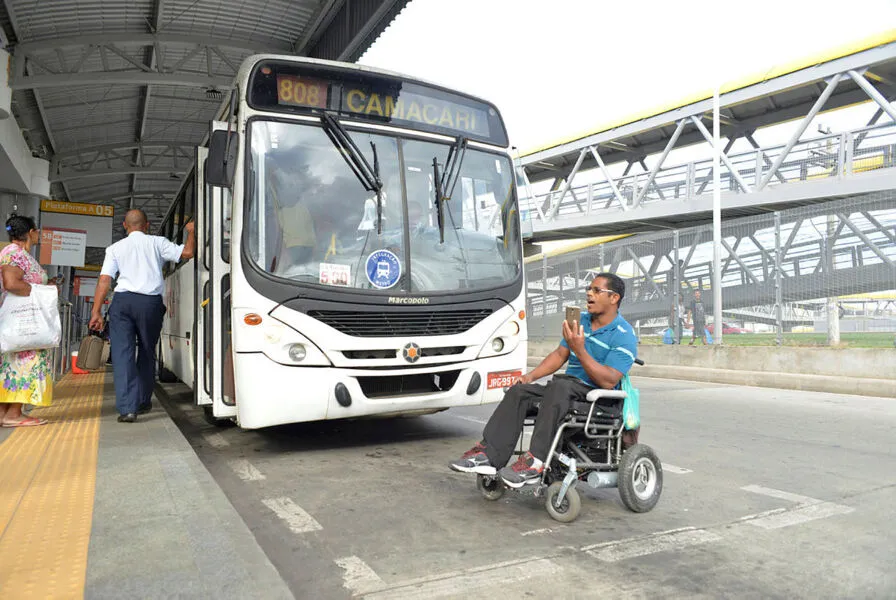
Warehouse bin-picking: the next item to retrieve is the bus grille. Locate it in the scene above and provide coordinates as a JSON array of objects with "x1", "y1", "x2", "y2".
[
  {"x1": 358, "y1": 370, "x2": 461, "y2": 398},
  {"x1": 308, "y1": 309, "x2": 492, "y2": 337}
]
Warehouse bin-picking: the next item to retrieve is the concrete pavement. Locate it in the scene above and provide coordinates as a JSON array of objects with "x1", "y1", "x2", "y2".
[{"x1": 158, "y1": 376, "x2": 896, "y2": 599}]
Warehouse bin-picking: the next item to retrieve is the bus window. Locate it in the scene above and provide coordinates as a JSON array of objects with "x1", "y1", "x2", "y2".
[
  {"x1": 222, "y1": 188, "x2": 232, "y2": 264},
  {"x1": 247, "y1": 120, "x2": 403, "y2": 289}
]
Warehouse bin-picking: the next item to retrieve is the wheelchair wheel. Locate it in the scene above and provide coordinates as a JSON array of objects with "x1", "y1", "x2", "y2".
[
  {"x1": 477, "y1": 475, "x2": 506, "y2": 501},
  {"x1": 618, "y1": 444, "x2": 663, "y2": 513},
  {"x1": 545, "y1": 481, "x2": 581, "y2": 523}
]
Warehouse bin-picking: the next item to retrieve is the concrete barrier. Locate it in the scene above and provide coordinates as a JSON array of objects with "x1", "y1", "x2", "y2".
[{"x1": 526, "y1": 341, "x2": 896, "y2": 398}]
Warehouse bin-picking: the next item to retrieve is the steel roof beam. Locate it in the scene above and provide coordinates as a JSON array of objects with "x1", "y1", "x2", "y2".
[
  {"x1": 53, "y1": 140, "x2": 189, "y2": 159},
  {"x1": 757, "y1": 73, "x2": 843, "y2": 190},
  {"x1": 13, "y1": 33, "x2": 290, "y2": 55},
  {"x1": 75, "y1": 190, "x2": 179, "y2": 203},
  {"x1": 51, "y1": 166, "x2": 187, "y2": 183},
  {"x1": 847, "y1": 70, "x2": 896, "y2": 123},
  {"x1": 294, "y1": 0, "x2": 343, "y2": 54},
  {"x1": 12, "y1": 72, "x2": 233, "y2": 91},
  {"x1": 132, "y1": 0, "x2": 164, "y2": 209},
  {"x1": 337, "y1": 1, "x2": 399, "y2": 61}
]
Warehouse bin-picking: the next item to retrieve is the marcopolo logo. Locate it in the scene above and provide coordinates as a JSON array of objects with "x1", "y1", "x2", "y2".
[
  {"x1": 402, "y1": 342, "x2": 421, "y2": 363},
  {"x1": 388, "y1": 297, "x2": 430, "y2": 305}
]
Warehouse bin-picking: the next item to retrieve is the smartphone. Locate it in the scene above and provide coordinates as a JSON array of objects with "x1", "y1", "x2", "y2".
[{"x1": 565, "y1": 306, "x2": 580, "y2": 329}]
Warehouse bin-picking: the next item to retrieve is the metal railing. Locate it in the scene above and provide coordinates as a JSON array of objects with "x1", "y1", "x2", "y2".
[
  {"x1": 525, "y1": 192, "x2": 896, "y2": 344},
  {"x1": 53, "y1": 300, "x2": 73, "y2": 379}
]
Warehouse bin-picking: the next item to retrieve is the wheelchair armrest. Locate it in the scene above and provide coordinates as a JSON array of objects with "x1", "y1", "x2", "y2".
[{"x1": 585, "y1": 389, "x2": 627, "y2": 403}]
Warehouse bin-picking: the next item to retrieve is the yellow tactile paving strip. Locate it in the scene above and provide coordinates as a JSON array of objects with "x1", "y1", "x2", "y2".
[{"x1": 0, "y1": 372, "x2": 105, "y2": 599}]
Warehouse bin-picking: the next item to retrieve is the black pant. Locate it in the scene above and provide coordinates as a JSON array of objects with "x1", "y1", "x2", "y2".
[
  {"x1": 482, "y1": 375, "x2": 595, "y2": 468},
  {"x1": 109, "y1": 292, "x2": 165, "y2": 415}
]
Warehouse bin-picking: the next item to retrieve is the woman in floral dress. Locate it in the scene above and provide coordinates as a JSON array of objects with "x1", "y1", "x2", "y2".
[{"x1": 0, "y1": 215, "x2": 58, "y2": 427}]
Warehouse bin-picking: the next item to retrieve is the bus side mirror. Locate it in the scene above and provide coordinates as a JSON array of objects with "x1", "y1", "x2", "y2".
[{"x1": 207, "y1": 129, "x2": 238, "y2": 188}]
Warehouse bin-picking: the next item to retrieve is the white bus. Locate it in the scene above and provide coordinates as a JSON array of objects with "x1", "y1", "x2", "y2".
[{"x1": 159, "y1": 55, "x2": 526, "y2": 429}]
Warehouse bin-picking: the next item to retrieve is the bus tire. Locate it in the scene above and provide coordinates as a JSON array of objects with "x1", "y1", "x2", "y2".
[
  {"x1": 203, "y1": 405, "x2": 234, "y2": 428},
  {"x1": 159, "y1": 366, "x2": 178, "y2": 383}
]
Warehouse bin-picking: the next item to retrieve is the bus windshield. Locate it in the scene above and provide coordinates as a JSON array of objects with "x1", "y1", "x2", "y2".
[{"x1": 246, "y1": 120, "x2": 521, "y2": 294}]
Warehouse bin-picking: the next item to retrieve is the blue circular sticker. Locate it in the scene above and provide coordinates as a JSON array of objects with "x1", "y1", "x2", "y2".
[{"x1": 365, "y1": 249, "x2": 401, "y2": 289}]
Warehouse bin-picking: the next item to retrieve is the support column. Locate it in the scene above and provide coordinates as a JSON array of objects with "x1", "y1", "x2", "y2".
[
  {"x1": 574, "y1": 258, "x2": 583, "y2": 306},
  {"x1": 541, "y1": 253, "x2": 548, "y2": 341},
  {"x1": 826, "y1": 214, "x2": 840, "y2": 345},
  {"x1": 712, "y1": 87, "x2": 723, "y2": 345},
  {"x1": 673, "y1": 230, "x2": 681, "y2": 344},
  {"x1": 774, "y1": 212, "x2": 784, "y2": 346}
]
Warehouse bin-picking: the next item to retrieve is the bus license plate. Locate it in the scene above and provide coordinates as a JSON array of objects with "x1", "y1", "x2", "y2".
[{"x1": 487, "y1": 370, "x2": 521, "y2": 389}]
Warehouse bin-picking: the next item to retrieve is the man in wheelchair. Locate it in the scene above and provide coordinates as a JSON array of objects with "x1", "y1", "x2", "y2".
[{"x1": 450, "y1": 272, "x2": 638, "y2": 489}]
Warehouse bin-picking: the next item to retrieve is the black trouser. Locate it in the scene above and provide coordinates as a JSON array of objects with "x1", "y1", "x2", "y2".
[{"x1": 482, "y1": 375, "x2": 595, "y2": 468}]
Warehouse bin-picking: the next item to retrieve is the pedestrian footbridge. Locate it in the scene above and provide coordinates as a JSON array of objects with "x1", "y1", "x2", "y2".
[
  {"x1": 524, "y1": 193, "x2": 896, "y2": 329},
  {"x1": 519, "y1": 32, "x2": 896, "y2": 242}
]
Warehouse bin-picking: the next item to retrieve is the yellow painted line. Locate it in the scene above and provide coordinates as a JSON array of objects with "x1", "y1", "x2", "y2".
[{"x1": 0, "y1": 371, "x2": 105, "y2": 598}]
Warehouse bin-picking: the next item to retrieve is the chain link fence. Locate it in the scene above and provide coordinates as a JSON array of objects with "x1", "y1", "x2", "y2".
[{"x1": 526, "y1": 190, "x2": 896, "y2": 346}]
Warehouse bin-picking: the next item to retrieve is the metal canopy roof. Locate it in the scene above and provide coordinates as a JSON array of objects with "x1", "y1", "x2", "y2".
[
  {"x1": 521, "y1": 30, "x2": 896, "y2": 185},
  {"x1": 1, "y1": 0, "x2": 408, "y2": 251}
]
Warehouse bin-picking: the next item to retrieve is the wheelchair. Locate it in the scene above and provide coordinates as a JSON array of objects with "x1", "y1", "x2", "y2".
[{"x1": 475, "y1": 361, "x2": 663, "y2": 523}]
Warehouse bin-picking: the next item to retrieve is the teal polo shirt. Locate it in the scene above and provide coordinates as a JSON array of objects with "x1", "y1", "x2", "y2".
[{"x1": 560, "y1": 312, "x2": 638, "y2": 388}]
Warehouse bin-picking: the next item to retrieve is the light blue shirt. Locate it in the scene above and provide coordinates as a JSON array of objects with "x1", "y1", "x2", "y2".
[
  {"x1": 560, "y1": 312, "x2": 638, "y2": 388},
  {"x1": 100, "y1": 231, "x2": 184, "y2": 296}
]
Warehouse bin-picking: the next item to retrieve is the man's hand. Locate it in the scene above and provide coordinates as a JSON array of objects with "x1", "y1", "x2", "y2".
[
  {"x1": 518, "y1": 373, "x2": 535, "y2": 385},
  {"x1": 185, "y1": 220, "x2": 195, "y2": 235},
  {"x1": 89, "y1": 311, "x2": 104, "y2": 332},
  {"x1": 562, "y1": 319, "x2": 586, "y2": 356}
]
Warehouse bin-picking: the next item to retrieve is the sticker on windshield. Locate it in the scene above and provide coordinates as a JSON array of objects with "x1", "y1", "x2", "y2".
[
  {"x1": 365, "y1": 250, "x2": 401, "y2": 289},
  {"x1": 319, "y1": 263, "x2": 350, "y2": 287}
]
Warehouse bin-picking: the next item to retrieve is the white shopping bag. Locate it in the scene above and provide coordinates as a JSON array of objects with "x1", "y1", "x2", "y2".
[{"x1": 0, "y1": 284, "x2": 62, "y2": 353}]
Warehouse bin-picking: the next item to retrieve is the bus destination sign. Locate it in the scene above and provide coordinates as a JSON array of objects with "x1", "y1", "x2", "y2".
[
  {"x1": 253, "y1": 61, "x2": 507, "y2": 146},
  {"x1": 275, "y1": 75, "x2": 329, "y2": 109}
]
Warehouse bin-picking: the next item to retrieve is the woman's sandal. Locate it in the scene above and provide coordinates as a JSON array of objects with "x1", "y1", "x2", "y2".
[{"x1": 1, "y1": 417, "x2": 48, "y2": 427}]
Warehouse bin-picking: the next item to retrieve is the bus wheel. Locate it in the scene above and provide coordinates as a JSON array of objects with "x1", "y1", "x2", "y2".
[
  {"x1": 203, "y1": 406, "x2": 234, "y2": 428},
  {"x1": 158, "y1": 366, "x2": 178, "y2": 383}
]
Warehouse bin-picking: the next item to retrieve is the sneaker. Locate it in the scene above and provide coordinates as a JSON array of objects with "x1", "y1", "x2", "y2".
[
  {"x1": 449, "y1": 443, "x2": 496, "y2": 475},
  {"x1": 499, "y1": 452, "x2": 544, "y2": 488}
]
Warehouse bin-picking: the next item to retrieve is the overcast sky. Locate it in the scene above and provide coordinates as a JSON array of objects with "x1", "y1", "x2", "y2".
[{"x1": 360, "y1": 0, "x2": 896, "y2": 153}]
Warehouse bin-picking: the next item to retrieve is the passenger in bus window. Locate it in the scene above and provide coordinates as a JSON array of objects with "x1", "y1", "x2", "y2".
[
  {"x1": 266, "y1": 158, "x2": 314, "y2": 270},
  {"x1": 276, "y1": 192, "x2": 317, "y2": 266}
]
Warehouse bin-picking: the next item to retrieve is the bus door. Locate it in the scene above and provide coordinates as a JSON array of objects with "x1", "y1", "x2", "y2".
[
  {"x1": 204, "y1": 121, "x2": 238, "y2": 421},
  {"x1": 193, "y1": 146, "x2": 212, "y2": 407}
]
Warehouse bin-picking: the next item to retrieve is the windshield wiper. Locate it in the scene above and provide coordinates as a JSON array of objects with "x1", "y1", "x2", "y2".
[
  {"x1": 432, "y1": 136, "x2": 467, "y2": 243},
  {"x1": 320, "y1": 112, "x2": 384, "y2": 234}
]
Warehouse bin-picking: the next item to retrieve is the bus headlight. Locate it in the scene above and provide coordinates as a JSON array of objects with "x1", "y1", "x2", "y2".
[
  {"x1": 491, "y1": 338, "x2": 504, "y2": 352},
  {"x1": 287, "y1": 344, "x2": 307, "y2": 362}
]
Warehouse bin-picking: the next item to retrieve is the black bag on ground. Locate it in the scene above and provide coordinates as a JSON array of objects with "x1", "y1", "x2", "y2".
[{"x1": 76, "y1": 331, "x2": 105, "y2": 371}]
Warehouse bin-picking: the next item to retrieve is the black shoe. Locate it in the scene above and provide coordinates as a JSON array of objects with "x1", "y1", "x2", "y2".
[
  {"x1": 117, "y1": 413, "x2": 137, "y2": 423},
  {"x1": 137, "y1": 404, "x2": 152, "y2": 415}
]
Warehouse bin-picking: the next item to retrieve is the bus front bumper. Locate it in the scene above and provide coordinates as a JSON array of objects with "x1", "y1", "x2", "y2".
[{"x1": 233, "y1": 344, "x2": 527, "y2": 429}]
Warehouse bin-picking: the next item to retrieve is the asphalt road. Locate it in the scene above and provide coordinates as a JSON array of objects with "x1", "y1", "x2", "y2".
[{"x1": 158, "y1": 377, "x2": 896, "y2": 599}]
